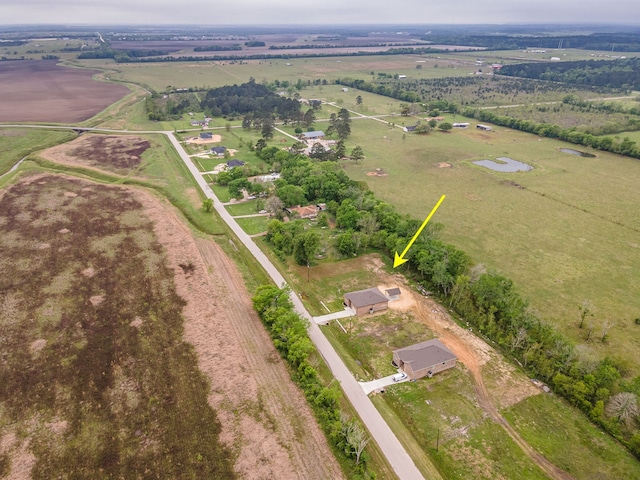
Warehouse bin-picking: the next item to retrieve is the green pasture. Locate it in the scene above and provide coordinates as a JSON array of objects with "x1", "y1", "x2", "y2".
[
  {"x1": 0, "y1": 128, "x2": 75, "y2": 176},
  {"x1": 504, "y1": 394, "x2": 640, "y2": 478},
  {"x1": 340, "y1": 117, "x2": 640, "y2": 374}
]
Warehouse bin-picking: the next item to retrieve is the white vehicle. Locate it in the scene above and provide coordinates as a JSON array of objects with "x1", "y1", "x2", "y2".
[{"x1": 392, "y1": 372, "x2": 407, "y2": 382}]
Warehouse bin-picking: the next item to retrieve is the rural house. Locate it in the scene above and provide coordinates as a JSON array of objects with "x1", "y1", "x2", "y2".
[
  {"x1": 200, "y1": 132, "x2": 213, "y2": 140},
  {"x1": 211, "y1": 146, "x2": 227, "y2": 156},
  {"x1": 285, "y1": 205, "x2": 319, "y2": 219},
  {"x1": 226, "y1": 159, "x2": 245, "y2": 168},
  {"x1": 392, "y1": 339, "x2": 457, "y2": 380},
  {"x1": 344, "y1": 288, "x2": 389, "y2": 316}
]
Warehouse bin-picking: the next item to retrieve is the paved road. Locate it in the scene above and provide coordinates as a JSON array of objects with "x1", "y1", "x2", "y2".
[
  {"x1": 312, "y1": 307, "x2": 355, "y2": 325},
  {"x1": 1, "y1": 123, "x2": 430, "y2": 479},
  {"x1": 163, "y1": 132, "x2": 429, "y2": 480}
]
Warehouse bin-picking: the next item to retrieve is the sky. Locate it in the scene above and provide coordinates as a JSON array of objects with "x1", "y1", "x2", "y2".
[{"x1": 1, "y1": 0, "x2": 639, "y2": 26}]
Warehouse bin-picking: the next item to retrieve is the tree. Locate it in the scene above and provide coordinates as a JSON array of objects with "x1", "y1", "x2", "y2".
[
  {"x1": 265, "y1": 195, "x2": 284, "y2": 216},
  {"x1": 309, "y1": 142, "x2": 329, "y2": 161},
  {"x1": 303, "y1": 108, "x2": 316, "y2": 129},
  {"x1": 356, "y1": 95, "x2": 363, "y2": 105},
  {"x1": 578, "y1": 300, "x2": 594, "y2": 329},
  {"x1": 202, "y1": 198, "x2": 214, "y2": 212},
  {"x1": 261, "y1": 116, "x2": 275, "y2": 139},
  {"x1": 351, "y1": 146, "x2": 364, "y2": 164},
  {"x1": 605, "y1": 392, "x2": 639, "y2": 427},
  {"x1": 277, "y1": 184, "x2": 306, "y2": 207},
  {"x1": 255, "y1": 138, "x2": 267, "y2": 153},
  {"x1": 293, "y1": 231, "x2": 320, "y2": 265},
  {"x1": 334, "y1": 140, "x2": 346, "y2": 159},
  {"x1": 438, "y1": 122, "x2": 453, "y2": 132}
]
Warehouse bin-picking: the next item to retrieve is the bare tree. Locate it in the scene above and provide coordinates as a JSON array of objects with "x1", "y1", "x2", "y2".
[
  {"x1": 510, "y1": 327, "x2": 528, "y2": 351},
  {"x1": 340, "y1": 413, "x2": 370, "y2": 465},
  {"x1": 606, "y1": 392, "x2": 639, "y2": 427},
  {"x1": 265, "y1": 195, "x2": 284, "y2": 215},
  {"x1": 601, "y1": 320, "x2": 615, "y2": 343}
]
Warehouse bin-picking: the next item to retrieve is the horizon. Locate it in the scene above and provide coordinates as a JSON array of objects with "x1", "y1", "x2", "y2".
[{"x1": 1, "y1": 1, "x2": 639, "y2": 27}]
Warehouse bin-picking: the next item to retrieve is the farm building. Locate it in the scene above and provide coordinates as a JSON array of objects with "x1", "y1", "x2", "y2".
[
  {"x1": 392, "y1": 339, "x2": 457, "y2": 380},
  {"x1": 476, "y1": 124, "x2": 493, "y2": 131},
  {"x1": 403, "y1": 125, "x2": 417, "y2": 132},
  {"x1": 344, "y1": 288, "x2": 389, "y2": 316},
  {"x1": 301, "y1": 131, "x2": 325, "y2": 141},
  {"x1": 453, "y1": 122, "x2": 470, "y2": 128}
]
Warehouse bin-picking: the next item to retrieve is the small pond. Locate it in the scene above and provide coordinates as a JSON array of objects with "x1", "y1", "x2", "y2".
[
  {"x1": 473, "y1": 157, "x2": 533, "y2": 172},
  {"x1": 559, "y1": 148, "x2": 596, "y2": 158}
]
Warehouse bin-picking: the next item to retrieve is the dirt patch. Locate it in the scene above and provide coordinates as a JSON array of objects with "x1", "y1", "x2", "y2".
[
  {"x1": 40, "y1": 134, "x2": 150, "y2": 174},
  {"x1": 437, "y1": 162, "x2": 452, "y2": 168},
  {"x1": 186, "y1": 134, "x2": 222, "y2": 144},
  {"x1": 0, "y1": 60, "x2": 129, "y2": 123},
  {"x1": 366, "y1": 168, "x2": 388, "y2": 177},
  {"x1": 134, "y1": 190, "x2": 344, "y2": 480}
]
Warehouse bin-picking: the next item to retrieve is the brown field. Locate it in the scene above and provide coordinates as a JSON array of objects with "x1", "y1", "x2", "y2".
[
  {"x1": 0, "y1": 137, "x2": 343, "y2": 479},
  {"x1": 40, "y1": 134, "x2": 151, "y2": 175},
  {"x1": 0, "y1": 61, "x2": 129, "y2": 123}
]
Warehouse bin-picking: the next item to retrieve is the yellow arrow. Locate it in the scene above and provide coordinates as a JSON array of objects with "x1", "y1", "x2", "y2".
[{"x1": 393, "y1": 194, "x2": 446, "y2": 268}]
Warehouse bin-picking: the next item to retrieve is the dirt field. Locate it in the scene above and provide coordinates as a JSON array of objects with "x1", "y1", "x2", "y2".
[
  {"x1": 21, "y1": 138, "x2": 344, "y2": 479},
  {"x1": 40, "y1": 134, "x2": 150, "y2": 175},
  {"x1": 0, "y1": 61, "x2": 129, "y2": 123},
  {"x1": 138, "y1": 196, "x2": 344, "y2": 480}
]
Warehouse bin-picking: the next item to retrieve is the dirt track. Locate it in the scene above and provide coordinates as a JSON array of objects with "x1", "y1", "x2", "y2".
[
  {"x1": 137, "y1": 191, "x2": 343, "y2": 480},
  {"x1": 387, "y1": 280, "x2": 575, "y2": 480}
]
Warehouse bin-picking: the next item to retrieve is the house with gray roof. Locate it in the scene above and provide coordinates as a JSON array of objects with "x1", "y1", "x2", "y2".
[
  {"x1": 301, "y1": 131, "x2": 325, "y2": 141},
  {"x1": 393, "y1": 339, "x2": 457, "y2": 380},
  {"x1": 344, "y1": 287, "x2": 388, "y2": 316}
]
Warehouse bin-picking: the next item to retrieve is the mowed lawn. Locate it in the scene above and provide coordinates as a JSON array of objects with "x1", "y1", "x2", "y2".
[{"x1": 343, "y1": 119, "x2": 640, "y2": 372}]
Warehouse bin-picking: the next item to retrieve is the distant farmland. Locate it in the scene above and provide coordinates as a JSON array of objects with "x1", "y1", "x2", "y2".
[{"x1": 0, "y1": 61, "x2": 129, "y2": 123}]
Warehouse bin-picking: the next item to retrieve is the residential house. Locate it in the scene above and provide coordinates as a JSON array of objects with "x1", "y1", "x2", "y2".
[
  {"x1": 200, "y1": 132, "x2": 213, "y2": 140},
  {"x1": 393, "y1": 339, "x2": 457, "y2": 380},
  {"x1": 211, "y1": 146, "x2": 227, "y2": 156},
  {"x1": 226, "y1": 160, "x2": 245, "y2": 168},
  {"x1": 285, "y1": 205, "x2": 319, "y2": 220},
  {"x1": 343, "y1": 288, "x2": 389, "y2": 316}
]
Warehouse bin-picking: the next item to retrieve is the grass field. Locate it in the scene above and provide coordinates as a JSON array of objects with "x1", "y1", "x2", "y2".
[
  {"x1": 0, "y1": 128, "x2": 76, "y2": 177},
  {"x1": 339, "y1": 116, "x2": 640, "y2": 374}
]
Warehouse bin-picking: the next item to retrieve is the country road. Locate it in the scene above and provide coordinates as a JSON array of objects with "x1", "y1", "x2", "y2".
[
  {"x1": 0, "y1": 122, "x2": 428, "y2": 478},
  {"x1": 163, "y1": 131, "x2": 432, "y2": 480}
]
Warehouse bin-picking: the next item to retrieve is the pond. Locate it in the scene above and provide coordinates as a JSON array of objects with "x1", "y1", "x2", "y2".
[
  {"x1": 559, "y1": 148, "x2": 596, "y2": 158},
  {"x1": 473, "y1": 157, "x2": 533, "y2": 172}
]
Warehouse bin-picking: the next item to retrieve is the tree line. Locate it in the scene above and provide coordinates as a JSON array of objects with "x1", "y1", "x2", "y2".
[
  {"x1": 497, "y1": 57, "x2": 640, "y2": 90},
  {"x1": 419, "y1": 32, "x2": 640, "y2": 52},
  {"x1": 252, "y1": 285, "x2": 375, "y2": 477},
  {"x1": 463, "y1": 107, "x2": 640, "y2": 159}
]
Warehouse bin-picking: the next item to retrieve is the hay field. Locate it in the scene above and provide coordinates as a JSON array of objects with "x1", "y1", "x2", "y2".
[{"x1": 343, "y1": 119, "x2": 640, "y2": 372}]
